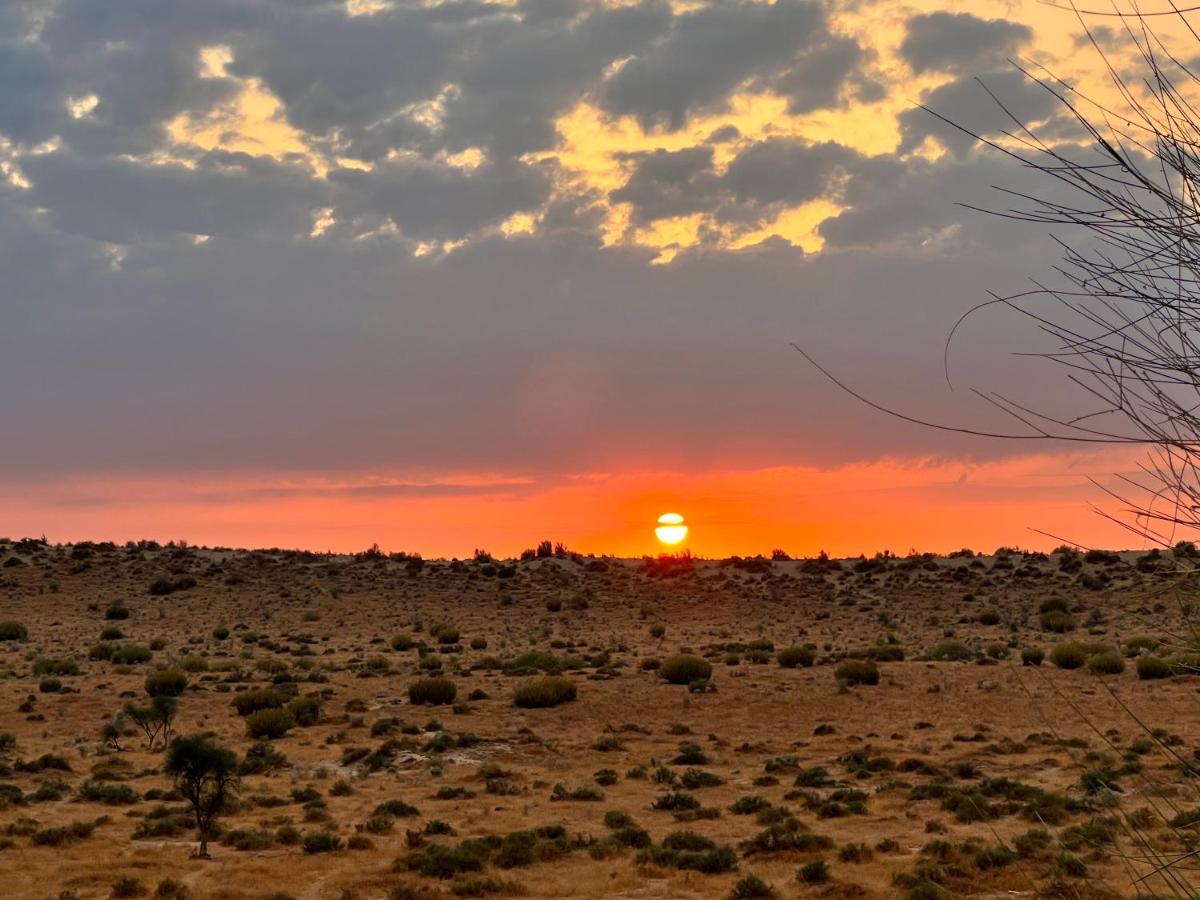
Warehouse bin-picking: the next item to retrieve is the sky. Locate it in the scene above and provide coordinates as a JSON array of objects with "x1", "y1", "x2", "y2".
[{"x1": 0, "y1": 0, "x2": 1177, "y2": 557}]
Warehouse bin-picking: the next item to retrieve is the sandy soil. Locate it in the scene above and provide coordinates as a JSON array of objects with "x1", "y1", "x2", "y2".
[{"x1": 1, "y1": 538, "x2": 1198, "y2": 899}]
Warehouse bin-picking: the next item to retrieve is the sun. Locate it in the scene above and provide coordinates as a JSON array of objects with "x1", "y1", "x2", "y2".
[{"x1": 655, "y1": 512, "x2": 688, "y2": 546}]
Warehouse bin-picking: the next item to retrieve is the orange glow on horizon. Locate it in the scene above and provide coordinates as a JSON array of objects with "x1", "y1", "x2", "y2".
[{"x1": 0, "y1": 448, "x2": 1155, "y2": 559}]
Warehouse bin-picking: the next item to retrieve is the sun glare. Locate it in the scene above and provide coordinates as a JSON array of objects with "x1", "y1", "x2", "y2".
[{"x1": 655, "y1": 511, "x2": 688, "y2": 546}]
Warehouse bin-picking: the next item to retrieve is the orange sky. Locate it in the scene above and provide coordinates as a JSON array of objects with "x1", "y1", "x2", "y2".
[{"x1": 1, "y1": 449, "x2": 1146, "y2": 558}]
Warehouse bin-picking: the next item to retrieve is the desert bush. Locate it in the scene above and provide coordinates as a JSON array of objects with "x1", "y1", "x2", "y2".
[
  {"x1": 513, "y1": 676, "x2": 577, "y2": 708},
  {"x1": 777, "y1": 646, "x2": 816, "y2": 668},
  {"x1": 301, "y1": 830, "x2": 342, "y2": 854},
  {"x1": 232, "y1": 688, "x2": 286, "y2": 716},
  {"x1": 30, "y1": 821, "x2": 95, "y2": 846},
  {"x1": 38, "y1": 677, "x2": 62, "y2": 693},
  {"x1": 978, "y1": 609, "x2": 1001, "y2": 625},
  {"x1": 391, "y1": 633, "x2": 417, "y2": 651},
  {"x1": 1123, "y1": 635, "x2": 1161, "y2": 656},
  {"x1": 1021, "y1": 647, "x2": 1045, "y2": 666},
  {"x1": 105, "y1": 602, "x2": 131, "y2": 620},
  {"x1": 374, "y1": 799, "x2": 421, "y2": 819},
  {"x1": 834, "y1": 659, "x2": 879, "y2": 686},
  {"x1": 239, "y1": 741, "x2": 289, "y2": 775},
  {"x1": 796, "y1": 860, "x2": 829, "y2": 884},
  {"x1": 111, "y1": 876, "x2": 144, "y2": 898},
  {"x1": 32, "y1": 658, "x2": 79, "y2": 676},
  {"x1": 1086, "y1": 651, "x2": 1125, "y2": 676},
  {"x1": 868, "y1": 644, "x2": 905, "y2": 662},
  {"x1": 153, "y1": 879, "x2": 188, "y2": 899},
  {"x1": 245, "y1": 707, "x2": 294, "y2": 739},
  {"x1": 0, "y1": 621, "x2": 27, "y2": 641},
  {"x1": 100, "y1": 626, "x2": 124, "y2": 640},
  {"x1": 409, "y1": 678, "x2": 457, "y2": 706},
  {"x1": 89, "y1": 643, "x2": 115, "y2": 660},
  {"x1": 652, "y1": 791, "x2": 700, "y2": 812},
  {"x1": 145, "y1": 669, "x2": 188, "y2": 698},
  {"x1": 286, "y1": 695, "x2": 321, "y2": 726},
  {"x1": 730, "y1": 874, "x2": 772, "y2": 900},
  {"x1": 1049, "y1": 643, "x2": 1090, "y2": 670},
  {"x1": 660, "y1": 655, "x2": 712, "y2": 685},
  {"x1": 1040, "y1": 610, "x2": 1076, "y2": 633},
  {"x1": 926, "y1": 641, "x2": 975, "y2": 662},
  {"x1": 111, "y1": 645, "x2": 152, "y2": 665},
  {"x1": 78, "y1": 778, "x2": 139, "y2": 805},
  {"x1": 1136, "y1": 656, "x2": 1173, "y2": 680}
]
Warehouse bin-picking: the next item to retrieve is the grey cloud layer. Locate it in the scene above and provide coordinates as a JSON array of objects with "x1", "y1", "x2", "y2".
[{"x1": 0, "y1": 1, "x2": 1104, "y2": 481}]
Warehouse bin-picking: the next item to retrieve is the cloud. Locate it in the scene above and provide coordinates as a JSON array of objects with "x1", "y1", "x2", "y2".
[
  {"x1": 898, "y1": 69, "x2": 1060, "y2": 157},
  {"x1": 596, "y1": 0, "x2": 853, "y2": 130},
  {"x1": 22, "y1": 148, "x2": 327, "y2": 244},
  {"x1": 900, "y1": 11, "x2": 1032, "y2": 75}
]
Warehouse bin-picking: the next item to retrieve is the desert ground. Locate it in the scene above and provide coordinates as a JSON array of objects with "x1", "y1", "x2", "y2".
[{"x1": 2, "y1": 538, "x2": 1200, "y2": 899}]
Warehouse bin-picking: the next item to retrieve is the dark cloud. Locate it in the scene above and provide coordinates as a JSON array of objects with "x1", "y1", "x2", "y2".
[
  {"x1": 899, "y1": 69, "x2": 1060, "y2": 157},
  {"x1": 765, "y1": 34, "x2": 867, "y2": 114},
  {"x1": 722, "y1": 138, "x2": 854, "y2": 207},
  {"x1": 900, "y1": 11, "x2": 1032, "y2": 75},
  {"x1": 0, "y1": 38, "x2": 59, "y2": 145},
  {"x1": 596, "y1": 0, "x2": 852, "y2": 130},
  {"x1": 330, "y1": 158, "x2": 552, "y2": 242},
  {"x1": 22, "y1": 149, "x2": 327, "y2": 244},
  {"x1": 609, "y1": 147, "x2": 720, "y2": 224}
]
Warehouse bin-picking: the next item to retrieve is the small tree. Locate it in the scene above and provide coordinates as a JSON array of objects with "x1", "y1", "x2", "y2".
[
  {"x1": 100, "y1": 713, "x2": 127, "y2": 752},
  {"x1": 123, "y1": 695, "x2": 177, "y2": 751},
  {"x1": 164, "y1": 733, "x2": 239, "y2": 858}
]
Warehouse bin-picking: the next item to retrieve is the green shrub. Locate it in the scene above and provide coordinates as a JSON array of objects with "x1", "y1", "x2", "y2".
[
  {"x1": 232, "y1": 687, "x2": 286, "y2": 716},
  {"x1": 100, "y1": 626, "x2": 124, "y2": 641},
  {"x1": 660, "y1": 655, "x2": 712, "y2": 685},
  {"x1": 926, "y1": 641, "x2": 975, "y2": 662},
  {"x1": 111, "y1": 645, "x2": 152, "y2": 665},
  {"x1": 1049, "y1": 643, "x2": 1089, "y2": 669},
  {"x1": 409, "y1": 677, "x2": 457, "y2": 706},
  {"x1": 112, "y1": 876, "x2": 144, "y2": 898},
  {"x1": 513, "y1": 676, "x2": 577, "y2": 708},
  {"x1": 978, "y1": 609, "x2": 1000, "y2": 626},
  {"x1": 1124, "y1": 636, "x2": 1161, "y2": 656},
  {"x1": 1137, "y1": 656, "x2": 1173, "y2": 680},
  {"x1": 245, "y1": 707, "x2": 294, "y2": 739},
  {"x1": 38, "y1": 677, "x2": 62, "y2": 693},
  {"x1": 32, "y1": 658, "x2": 79, "y2": 676},
  {"x1": 1057, "y1": 850, "x2": 1088, "y2": 877},
  {"x1": 89, "y1": 643, "x2": 115, "y2": 661},
  {"x1": 1086, "y1": 651, "x2": 1125, "y2": 676},
  {"x1": 1021, "y1": 647, "x2": 1045, "y2": 666},
  {"x1": 0, "y1": 621, "x2": 27, "y2": 641},
  {"x1": 834, "y1": 659, "x2": 879, "y2": 686},
  {"x1": 797, "y1": 859, "x2": 829, "y2": 883},
  {"x1": 777, "y1": 646, "x2": 816, "y2": 668},
  {"x1": 730, "y1": 874, "x2": 772, "y2": 900},
  {"x1": 868, "y1": 644, "x2": 905, "y2": 662},
  {"x1": 1040, "y1": 610, "x2": 1076, "y2": 633},
  {"x1": 301, "y1": 831, "x2": 342, "y2": 854},
  {"x1": 286, "y1": 695, "x2": 322, "y2": 726},
  {"x1": 390, "y1": 633, "x2": 417, "y2": 651},
  {"x1": 145, "y1": 669, "x2": 188, "y2": 697}
]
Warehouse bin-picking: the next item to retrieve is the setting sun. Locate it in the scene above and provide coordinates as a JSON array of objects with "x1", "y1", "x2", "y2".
[{"x1": 655, "y1": 512, "x2": 688, "y2": 546}]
